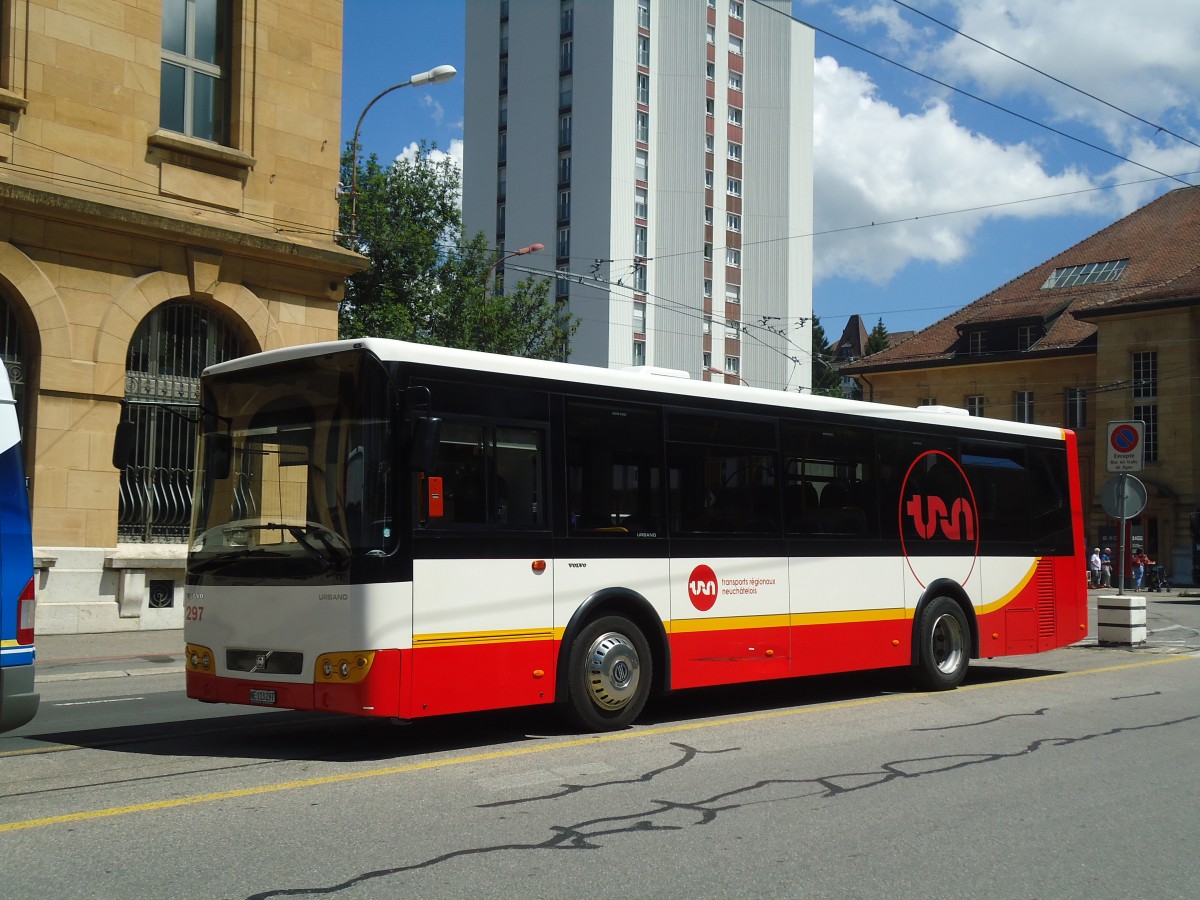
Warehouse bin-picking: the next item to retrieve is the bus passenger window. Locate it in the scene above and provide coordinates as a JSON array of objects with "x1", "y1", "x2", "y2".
[
  {"x1": 565, "y1": 402, "x2": 664, "y2": 537},
  {"x1": 437, "y1": 423, "x2": 488, "y2": 525}
]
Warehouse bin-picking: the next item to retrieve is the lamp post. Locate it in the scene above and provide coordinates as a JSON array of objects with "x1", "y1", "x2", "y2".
[
  {"x1": 347, "y1": 64, "x2": 457, "y2": 240},
  {"x1": 486, "y1": 243, "x2": 544, "y2": 293}
]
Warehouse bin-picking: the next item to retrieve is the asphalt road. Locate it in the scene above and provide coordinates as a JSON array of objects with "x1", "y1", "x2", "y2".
[{"x1": 3, "y1": 591, "x2": 1198, "y2": 899}]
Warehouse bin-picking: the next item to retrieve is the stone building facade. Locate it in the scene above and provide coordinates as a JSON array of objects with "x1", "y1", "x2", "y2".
[
  {"x1": 0, "y1": 1, "x2": 363, "y2": 632},
  {"x1": 842, "y1": 186, "x2": 1200, "y2": 585}
]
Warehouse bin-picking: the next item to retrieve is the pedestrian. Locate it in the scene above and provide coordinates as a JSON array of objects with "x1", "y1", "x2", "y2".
[
  {"x1": 1132, "y1": 547, "x2": 1147, "y2": 589},
  {"x1": 1100, "y1": 548, "x2": 1113, "y2": 587},
  {"x1": 1089, "y1": 547, "x2": 1102, "y2": 588}
]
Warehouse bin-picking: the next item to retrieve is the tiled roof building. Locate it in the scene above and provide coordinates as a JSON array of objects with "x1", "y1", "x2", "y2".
[{"x1": 844, "y1": 185, "x2": 1200, "y2": 584}]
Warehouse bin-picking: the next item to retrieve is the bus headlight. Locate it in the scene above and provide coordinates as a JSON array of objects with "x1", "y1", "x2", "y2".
[
  {"x1": 315, "y1": 651, "x2": 376, "y2": 684},
  {"x1": 186, "y1": 643, "x2": 215, "y2": 674}
]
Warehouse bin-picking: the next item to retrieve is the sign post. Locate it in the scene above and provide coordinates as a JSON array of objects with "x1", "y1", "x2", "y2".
[{"x1": 1105, "y1": 420, "x2": 1145, "y2": 596}]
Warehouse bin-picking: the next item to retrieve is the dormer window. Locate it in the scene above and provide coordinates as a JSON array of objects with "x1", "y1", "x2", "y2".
[
  {"x1": 968, "y1": 331, "x2": 986, "y2": 355},
  {"x1": 1017, "y1": 324, "x2": 1039, "y2": 351},
  {"x1": 1042, "y1": 259, "x2": 1128, "y2": 289}
]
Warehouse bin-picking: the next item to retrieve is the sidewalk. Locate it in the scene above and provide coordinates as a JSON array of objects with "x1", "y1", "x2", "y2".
[{"x1": 34, "y1": 629, "x2": 185, "y2": 683}]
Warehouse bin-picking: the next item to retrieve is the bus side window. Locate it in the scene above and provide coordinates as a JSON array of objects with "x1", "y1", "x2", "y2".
[
  {"x1": 782, "y1": 423, "x2": 875, "y2": 537},
  {"x1": 565, "y1": 402, "x2": 664, "y2": 537}
]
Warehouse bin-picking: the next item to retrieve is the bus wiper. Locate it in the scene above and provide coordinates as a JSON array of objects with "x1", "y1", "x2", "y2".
[{"x1": 267, "y1": 522, "x2": 350, "y2": 571}]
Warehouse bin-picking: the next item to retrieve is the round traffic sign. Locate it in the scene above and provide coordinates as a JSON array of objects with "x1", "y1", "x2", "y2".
[
  {"x1": 1100, "y1": 475, "x2": 1148, "y2": 519},
  {"x1": 1110, "y1": 424, "x2": 1140, "y2": 453}
]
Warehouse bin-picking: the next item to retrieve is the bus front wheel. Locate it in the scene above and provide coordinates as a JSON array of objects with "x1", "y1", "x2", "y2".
[
  {"x1": 913, "y1": 596, "x2": 970, "y2": 690},
  {"x1": 564, "y1": 616, "x2": 652, "y2": 731}
]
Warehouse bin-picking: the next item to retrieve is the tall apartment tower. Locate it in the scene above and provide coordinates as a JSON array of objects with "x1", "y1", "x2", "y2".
[{"x1": 464, "y1": 0, "x2": 814, "y2": 390}]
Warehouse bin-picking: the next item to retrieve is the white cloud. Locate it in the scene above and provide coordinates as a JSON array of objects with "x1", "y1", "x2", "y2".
[
  {"x1": 396, "y1": 138, "x2": 464, "y2": 174},
  {"x1": 812, "y1": 56, "x2": 1099, "y2": 284}
]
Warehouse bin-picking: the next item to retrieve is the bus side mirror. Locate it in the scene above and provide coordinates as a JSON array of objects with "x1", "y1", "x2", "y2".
[
  {"x1": 207, "y1": 434, "x2": 232, "y2": 480},
  {"x1": 112, "y1": 413, "x2": 135, "y2": 470},
  {"x1": 410, "y1": 416, "x2": 441, "y2": 472}
]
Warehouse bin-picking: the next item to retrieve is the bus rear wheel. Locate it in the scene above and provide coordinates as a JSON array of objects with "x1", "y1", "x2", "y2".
[
  {"x1": 564, "y1": 616, "x2": 652, "y2": 731},
  {"x1": 913, "y1": 596, "x2": 970, "y2": 690}
]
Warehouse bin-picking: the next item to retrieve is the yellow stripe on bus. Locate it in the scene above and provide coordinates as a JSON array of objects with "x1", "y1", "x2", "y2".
[
  {"x1": 974, "y1": 559, "x2": 1040, "y2": 616},
  {"x1": 413, "y1": 629, "x2": 558, "y2": 648}
]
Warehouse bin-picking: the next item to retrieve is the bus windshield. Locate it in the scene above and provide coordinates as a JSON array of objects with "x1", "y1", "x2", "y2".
[{"x1": 189, "y1": 350, "x2": 396, "y2": 584}]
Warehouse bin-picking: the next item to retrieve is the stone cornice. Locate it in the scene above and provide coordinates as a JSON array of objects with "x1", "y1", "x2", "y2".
[{"x1": 0, "y1": 170, "x2": 366, "y2": 276}]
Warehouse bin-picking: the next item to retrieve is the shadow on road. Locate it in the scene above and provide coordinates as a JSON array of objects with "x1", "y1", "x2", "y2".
[{"x1": 17, "y1": 662, "x2": 1066, "y2": 764}]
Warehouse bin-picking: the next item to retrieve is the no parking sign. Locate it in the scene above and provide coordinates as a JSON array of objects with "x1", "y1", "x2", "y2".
[{"x1": 1106, "y1": 420, "x2": 1144, "y2": 473}]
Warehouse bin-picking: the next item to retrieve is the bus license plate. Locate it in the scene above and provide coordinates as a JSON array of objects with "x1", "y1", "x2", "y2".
[{"x1": 249, "y1": 689, "x2": 276, "y2": 705}]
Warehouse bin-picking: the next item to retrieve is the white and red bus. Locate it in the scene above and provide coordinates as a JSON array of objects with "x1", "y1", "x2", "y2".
[{"x1": 183, "y1": 339, "x2": 1087, "y2": 730}]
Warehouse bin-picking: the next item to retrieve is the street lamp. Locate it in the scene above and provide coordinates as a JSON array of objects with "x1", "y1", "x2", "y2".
[
  {"x1": 347, "y1": 64, "x2": 458, "y2": 240},
  {"x1": 486, "y1": 243, "x2": 544, "y2": 293}
]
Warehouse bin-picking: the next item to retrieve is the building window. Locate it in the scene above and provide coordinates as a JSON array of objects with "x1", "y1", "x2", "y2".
[
  {"x1": 558, "y1": 153, "x2": 572, "y2": 186},
  {"x1": 634, "y1": 225, "x2": 648, "y2": 257},
  {"x1": 496, "y1": 203, "x2": 506, "y2": 236},
  {"x1": 1133, "y1": 403, "x2": 1158, "y2": 462},
  {"x1": 499, "y1": 96, "x2": 508, "y2": 126},
  {"x1": 727, "y1": 140, "x2": 742, "y2": 160},
  {"x1": 706, "y1": 97, "x2": 714, "y2": 117},
  {"x1": 634, "y1": 302, "x2": 646, "y2": 333},
  {"x1": 1132, "y1": 351, "x2": 1157, "y2": 398},
  {"x1": 638, "y1": 34, "x2": 650, "y2": 66},
  {"x1": 632, "y1": 262, "x2": 647, "y2": 292},
  {"x1": 635, "y1": 148, "x2": 648, "y2": 181},
  {"x1": 633, "y1": 340, "x2": 647, "y2": 366},
  {"x1": 637, "y1": 0, "x2": 650, "y2": 29},
  {"x1": 726, "y1": 248, "x2": 741, "y2": 267},
  {"x1": 703, "y1": 314, "x2": 712, "y2": 335},
  {"x1": 560, "y1": 40, "x2": 573, "y2": 73},
  {"x1": 706, "y1": 61, "x2": 715, "y2": 81},
  {"x1": 703, "y1": 350, "x2": 712, "y2": 369},
  {"x1": 559, "y1": 78, "x2": 573, "y2": 109},
  {"x1": 637, "y1": 72, "x2": 650, "y2": 105},
  {"x1": 558, "y1": 190, "x2": 571, "y2": 222},
  {"x1": 1065, "y1": 388, "x2": 1086, "y2": 429},
  {"x1": 557, "y1": 227, "x2": 571, "y2": 258},
  {"x1": 725, "y1": 284, "x2": 740, "y2": 303},
  {"x1": 724, "y1": 318, "x2": 740, "y2": 340},
  {"x1": 727, "y1": 106, "x2": 742, "y2": 126},
  {"x1": 966, "y1": 395, "x2": 985, "y2": 417},
  {"x1": 1042, "y1": 258, "x2": 1128, "y2": 290},
  {"x1": 1017, "y1": 324, "x2": 1038, "y2": 351},
  {"x1": 725, "y1": 356, "x2": 740, "y2": 376},
  {"x1": 726, "y1": 212, "x2": 741, "y2": 232},
  {"x1": 704, "y1": 278, "x2": 713, "y2": 297},
  {"x1": 497, "y1": 167, "x2": 506, "y2": 200},
  {"x1": 968, "y1": 330, "x2": 986, "y2": 355},
  {"x1": 497, "y1": 131, "x2": 507, "y2": 164},
  {"x1": 120, "y1": 301, "x2": 243, "y2": 542},
  {"x1": 706, "y1": 133, "x2": 714, "y2": 153},
  {"x1": 635, "y1": 187, "x2": 648, "y2": 219},
  {"x1": 559, "y1": 114, "x2": 572, "y2": 147},
  {"x1": 706, "y1": 24, "x2": 715, "y2": 44},
  {"x1": 704, "y1": 170, "x2": 714, "y2": 189},
  {"x1": 727, "y1": 176, "x2": 741, "y2": 196},
  {"x1": 729, "y1": 35, "x2": 743, "y2": 55},
  {"x1": 561, "y1": 3, "x2": 574, "y2": 34},
  {"x1": 636, "y1": 110, "x2": 650, "y2": 142},
  {"x1": 703, "y1": 242, "x2": 713, "y2": 261},
  {"x1": 729, "y1": 71, "x2": 742, "y2": 91},
  {"x1": 161, "y1": 0, "x2": 231, "y2": 143},
  {"x1": 704, "y1": 206, "x2": 713, "y2": 225},
  {"x1": 500, "y1": 21, "x2": 509, "y2": 54},
  {"x1": 1014, "y1": 391, "x2": 1034, "y2": 423},
  {"x1": 730, "y1": 1, "x2": 744, "y2": 19},
  {"x1": 499, "y1": 59, "x2": 508, "y2": 92}
]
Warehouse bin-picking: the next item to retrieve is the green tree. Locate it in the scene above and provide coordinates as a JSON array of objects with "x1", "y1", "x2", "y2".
[
  {"x1": 337, "y1": 141, "x2": 576, "y2": 359},
  {"x1": 866, "y1": 316, "x2": 890, "y2": 355},
  {"x1": 809, "y1": 315, "x2": 842, "y2": 396}
]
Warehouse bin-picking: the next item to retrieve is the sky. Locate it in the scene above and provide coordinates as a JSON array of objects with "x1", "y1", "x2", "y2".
[{"x1": 342, "y1": 0, "x2": 1200, "y2": 339}]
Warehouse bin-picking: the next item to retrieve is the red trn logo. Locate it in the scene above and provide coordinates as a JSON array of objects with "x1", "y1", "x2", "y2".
[
  {"x1": 905, "y1": 494, "x2": 976, "y2": 541},
  {"x1": 688, "y1": 564, "x2": 718, "y2": 611}
]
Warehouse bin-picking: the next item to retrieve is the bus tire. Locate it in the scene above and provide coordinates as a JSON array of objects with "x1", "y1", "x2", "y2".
[
  {"x1": 913, "y1": 596, "x2": 969, "y2": 691},
  {"x1": 564, "y1": 616, "x2": 652, "y2": 731}
]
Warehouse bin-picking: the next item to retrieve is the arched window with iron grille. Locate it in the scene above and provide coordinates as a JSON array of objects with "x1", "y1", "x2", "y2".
[{"x1": 118, "y1": 301, "x2": 243, "y2": 543}]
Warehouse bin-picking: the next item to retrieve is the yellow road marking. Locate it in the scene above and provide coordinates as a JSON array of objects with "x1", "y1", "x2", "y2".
[{"x1": 1, "y1": 653, "x2": 1190, "y2": 833}]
